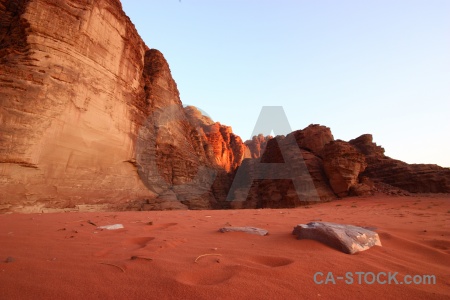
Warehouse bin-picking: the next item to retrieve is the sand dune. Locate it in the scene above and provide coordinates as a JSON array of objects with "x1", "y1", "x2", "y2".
[{"x1": 1, "y1": 195, "x2": 449, "y2": 299}]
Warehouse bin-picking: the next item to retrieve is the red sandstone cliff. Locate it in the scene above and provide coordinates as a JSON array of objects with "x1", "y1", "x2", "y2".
[
  {"x1": 244, "y1": 134, "x2": 272, "y2": 159},
  {"x1": 184, "y1": 106, "x2": 246, "y2": 173},
  {"x1": 0, "y1": 0, "x2": 241, "y2": 212},
  {"x1": 0, "y1": 0, "x2": 156, "y2": 212}
]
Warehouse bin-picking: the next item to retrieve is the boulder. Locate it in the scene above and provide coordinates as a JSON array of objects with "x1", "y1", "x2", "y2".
[
  {"x1": 292, "y1": 124, "x2": 334, "y2": 156},
  {"x1": 292, "y1": 222, "x2": 381, "y2": 254}
]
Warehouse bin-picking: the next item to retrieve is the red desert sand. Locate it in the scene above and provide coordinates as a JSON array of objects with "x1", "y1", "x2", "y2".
[{"x1": 1, "y1": 195, "x2": 449, "y2": 300}]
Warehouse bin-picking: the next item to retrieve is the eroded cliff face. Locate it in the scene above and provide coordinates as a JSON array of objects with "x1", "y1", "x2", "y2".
[
  {"x1": 184, "y1": 106, "x2": 246, "y2": 173},
  {"x1": 183, "y1": 106, "x2": 247, "y2": 209},
  {"x1": 244, "y1": 134, "x2": 271, "y2": 159},
  {"x1": 136, "y1": 50, "x2": 222, "y2": 210},
  {"x1": 0, "y1": 0, "x2": 160, "y2": 212},
  {"x1": 0, "y1": 0, "x2": 247, "y2": 212}
]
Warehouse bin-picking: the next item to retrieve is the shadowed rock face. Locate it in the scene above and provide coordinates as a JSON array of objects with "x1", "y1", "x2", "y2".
[
  {"x1": 322, "y1": 141, "x2": 367, "y2": 197},
  {"x1": 244, "y1": 134, "x2": 272, "y2": 159},
  {"x1": 349, "y1": 135, "x2": 450, "y2": 193},
  {"x1": 229, "y1": 127, "x2": 337, "y2": 209}
]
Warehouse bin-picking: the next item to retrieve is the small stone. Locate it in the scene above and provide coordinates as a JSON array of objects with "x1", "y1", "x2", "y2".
[
  {"x1": 97, "y1": 224, "x2": 124, "y2": 230},
  {"x1": 5, "y1": 257, "x2": 15, "y2": 263},
  {"x1": 219, "y1": 227, "x2": 269, "y2": 236}
]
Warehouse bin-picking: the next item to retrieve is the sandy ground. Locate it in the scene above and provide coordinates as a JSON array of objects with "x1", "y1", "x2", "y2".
[{"x1": 0, "y1": 195, "x2": 449, "y2": 300}]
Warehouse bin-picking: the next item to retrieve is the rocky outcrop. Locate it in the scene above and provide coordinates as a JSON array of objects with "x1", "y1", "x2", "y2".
[
  {"x1": 349, "y1": 134, "x2": 385, "y2": 158},
  {"x1": 136, "y1": 50, "x2": 220, "y2": 210},
  {"x1": 183, "y1": 106, "x2": 247, "y2": 209},
  {"x1": 228, "y1": 128, "x2": 337, "y2": 209},
  {"x1": 184, "y1": 106, "x2": 246, "y2": 173},
  {"x1": 0, "y1": 0, "x2": 229, "y2": 212},
  {"x1": 350, "y1": 135, "x2": 450, "y2": 193},
  {"x1": 322, "y1": 141, "x2": 367, "y2": 197},
  {"x1": 292, "y1": 124, "x2": 334, "y2": 155},
  {"x1": 244, "y1": 134, "x2": 271, "y2": 159}
]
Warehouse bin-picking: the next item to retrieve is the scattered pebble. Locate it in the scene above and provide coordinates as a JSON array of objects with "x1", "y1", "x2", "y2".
[
  {"x1": 97, "y1": 224, "x2": 124, "y2": 230},
  {"x1": 219, "y1": 227, "x2": 269, "y2": 236}
]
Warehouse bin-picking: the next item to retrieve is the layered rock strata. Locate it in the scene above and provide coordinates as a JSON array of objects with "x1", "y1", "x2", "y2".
[
  {"x1": 0, "y1": 0, "x2": 155, "y2": 212},
  {"x1": 349, "y1": 135, "x2": 450, "y2": 193}
]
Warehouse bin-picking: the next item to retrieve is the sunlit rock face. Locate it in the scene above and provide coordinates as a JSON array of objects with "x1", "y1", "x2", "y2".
[
  {"x1": 184, "y1": 105, "x2": 246, "y2": 173},
  {"x1": 0, "y1": 0, "x2": 161, "y2": 212}
]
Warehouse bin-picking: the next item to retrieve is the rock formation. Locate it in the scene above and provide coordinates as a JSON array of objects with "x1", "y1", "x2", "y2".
[
  {"x1": 244, "y1": 134, "x2": 271, "y2": 159},
  {"x1": 228, "y1": 126, "x2": 337, "y2": 209},
  {"x1": 0, "y1": 0, "x2": 448, "y2": 213},
  {"x1": 136, "y1": 49, "x2": 223, "y2": 210},
  {"x1": 322, "y1": 140, "x2": 367, "y2": 197},
  {"x1": 0, "y1": 0, "x2": 242, "y2": 212},
  {"x1": 349, "y1": 135, "x2": 450, "y2": 193},
  {"x1": 292, "y1": 124, "x2": 334, "y2": 155},
  {"x1": 184, "y1": 106, "x2": 246, "y2": 173},
  {"x1": 183, "y1": 106, "x2": 247, "y2": 209}
]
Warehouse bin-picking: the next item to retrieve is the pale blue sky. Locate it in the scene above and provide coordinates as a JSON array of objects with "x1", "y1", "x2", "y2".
[{"x1": 121, "y1": 0, "x2": 450, "y2": 167}]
